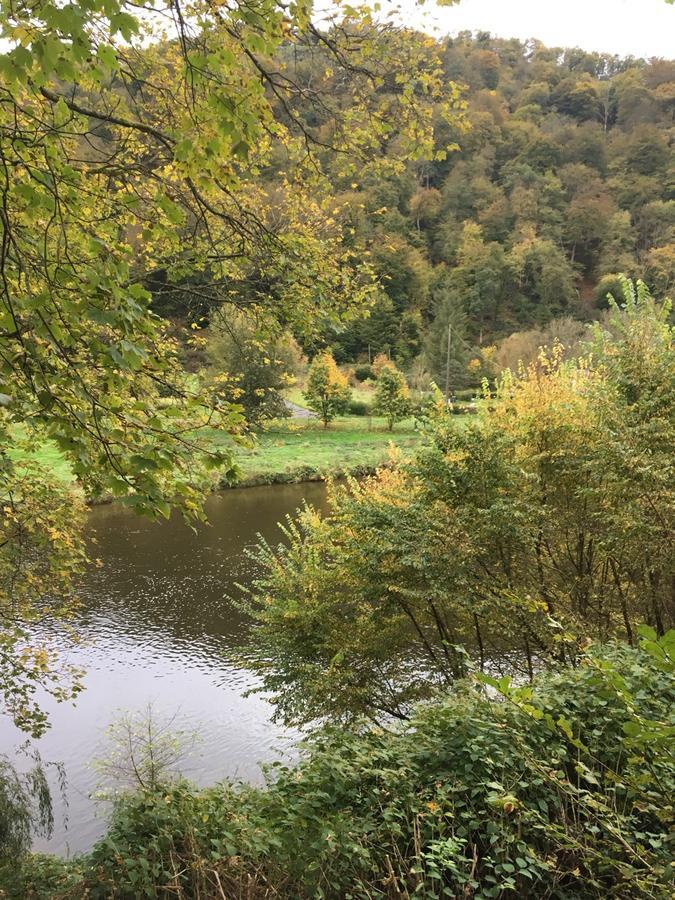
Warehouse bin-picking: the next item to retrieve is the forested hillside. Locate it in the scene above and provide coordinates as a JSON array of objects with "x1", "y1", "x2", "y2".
[{"x1": 234, "y1": 32, "x2": 672, "y2": 371}]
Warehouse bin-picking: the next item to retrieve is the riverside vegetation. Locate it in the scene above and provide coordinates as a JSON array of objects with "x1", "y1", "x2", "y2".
[
  {"x1": 3, "y1": 284, "x2": 674, "y2": 898},
  {"x1": 4, "y1": 632, "x2": 674, "y2": 899},
  {"x1": 0, "y1": 0, "x2": 673, "y2": 892}
]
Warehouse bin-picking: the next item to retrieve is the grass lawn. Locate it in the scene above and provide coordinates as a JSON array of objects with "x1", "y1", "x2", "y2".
[
  {"x1": 209, "y1": 414, "x2": 423, "y2": 485},
  {"x1": 7, "y1": 433, "x2": 75, "y2": 484},
  {"x1": 7, "y1": 413, "x2": 468, "y2": 491}
]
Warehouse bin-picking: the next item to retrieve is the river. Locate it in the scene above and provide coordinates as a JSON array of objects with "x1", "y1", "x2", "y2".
[{"x1": 0, "y1": 481, "x2": 329, "y2": 857}]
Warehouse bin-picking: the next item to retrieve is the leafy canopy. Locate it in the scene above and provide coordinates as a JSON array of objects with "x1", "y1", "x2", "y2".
[{"x1": 0, "y1": 0, "x2": 461, "y2": 734}]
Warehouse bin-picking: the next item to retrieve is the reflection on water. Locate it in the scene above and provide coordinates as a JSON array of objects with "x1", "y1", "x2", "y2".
[{"x1": 0, "y1": 482, "x2": 328, "y2": 856}]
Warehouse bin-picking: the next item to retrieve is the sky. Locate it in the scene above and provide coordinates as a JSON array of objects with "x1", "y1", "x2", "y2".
[{"x1": 393, "y1": 0, "x2": 674, "y2": 59}]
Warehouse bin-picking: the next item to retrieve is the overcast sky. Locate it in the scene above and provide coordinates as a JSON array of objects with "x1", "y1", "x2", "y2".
[{"x1": 392, "y1": 0, "x2": 674, "y2": 59}]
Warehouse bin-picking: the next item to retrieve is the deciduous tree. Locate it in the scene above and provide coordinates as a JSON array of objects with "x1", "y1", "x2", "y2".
[
  {"x1": 304, "y1": 352, "x2": 351, "y2": 428},
  {"x1": 373, "y1": 363, "x2": 411, "y2": 431},
  {"x1": 244, "y1": 281, "x2": 674, "y2": 725},
  {"x1": 0, "y1": 0, "x2": 458, "y2": 732}
]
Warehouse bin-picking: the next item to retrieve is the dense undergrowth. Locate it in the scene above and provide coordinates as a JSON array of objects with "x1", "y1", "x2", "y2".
[{"x1": 3, "y1": 632, "x2": 673, "y2": 900}]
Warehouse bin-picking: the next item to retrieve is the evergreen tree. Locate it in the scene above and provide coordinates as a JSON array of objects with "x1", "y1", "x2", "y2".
[{"x1": 424, "y1": 288, "x2": 471, "y2": 395}]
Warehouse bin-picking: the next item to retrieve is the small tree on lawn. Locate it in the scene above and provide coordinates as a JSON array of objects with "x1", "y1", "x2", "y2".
[
  {"x1": 304, "y1": 352, "x2": 351, "y2": 428},
  {"x1": 371, "y1": 352, "x2": 391, "y2": 377},
  {"x1": 373, "y1": 362, "x2": 411, "y2": 431}
]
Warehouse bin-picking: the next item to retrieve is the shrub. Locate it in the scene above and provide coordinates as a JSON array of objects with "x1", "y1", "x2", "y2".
[
  {"x1": 18, "y1": 635, "x2": 673, "y2": 899},
  {"x1": 353, "y1": 364, "x2": 373, "y2": 382},
  {"x1": 0, "y1": 854, "x2": 84, "y2": 899},
  {"x1": 595, "y1": 273, "x2": 627, "y2": 309},
  {"x1": 346, "y1": 399, "x2": 371, "y2": 416}
]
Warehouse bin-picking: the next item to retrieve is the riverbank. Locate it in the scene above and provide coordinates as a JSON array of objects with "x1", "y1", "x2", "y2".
[
  {"x1": 210, "y1": 415, "x2": 423, "y2": 487},
  {"x1": 6, "y1": 638, "x2": 671, "y2": 899},
  {"x1": 8, "y1": 414, "x2": 428, "y2": 494}
]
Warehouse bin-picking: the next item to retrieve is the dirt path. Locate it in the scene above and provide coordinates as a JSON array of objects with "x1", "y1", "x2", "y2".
[{"x1": 285, "y1": 400, "x2": 317, "y2": 419}]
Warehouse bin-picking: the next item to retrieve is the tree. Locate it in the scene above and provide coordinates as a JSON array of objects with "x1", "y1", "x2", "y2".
[
  {"x1": 644, "y1": 244, "x2": 675, "y2": 295},
  {"x1": 449, "y1": 223, "x2": 513, "y2": 337},
  {"x1": 311, "y1": 32, "x2": 674, "y2": 366},
  {"x1": 206, "y1": 310, "x2": 305, "y2": 426},
  {"x1": 424, "y1": 286, "x2": 471, "y2": 392},
  {"x1": 329, "y1": 292, "x2": 399, "y2": 364},
  {"x1": 508, "y1": 234, "x2": 579, "y2": 321},
  {"x1": 244, "y1": 282, "x2": 674, "y2": 726},
  {"x1": 0, "y1": 456, "x2": 87, "y2": 736},
  {"x1": 373, "y1": 363, "x2": 411, "y2": 431},
  {"x1": 373, "y1": 236, "x2": 434, "y2": 314},
  {"x1": 303, "y1": 353, "x2": 351, "y2": 428},
  {"x1": 0, "y1": 749, "x2": 58, "y2": 862},
  {"x1": 0, "y1": 1, "x2": 454, "y2": 515},
  {"x1": 371, "y1": 352, "x2": 392, "y2": 377},
  {"x1": 598, "y1": 211, "x2": 637, "y2": 275},
  {"x1": 409, "y1": 187, "x2": 442, "y2": 232},
  {"x1": 490, "y1": 316, "x2": 589, "y2": 373},
  {"x1": 0, "y1": 0, "x2": 457, "y2": 734},
  {"x1": 551, "y1": 77, "x2": 600, "y2": 120}
]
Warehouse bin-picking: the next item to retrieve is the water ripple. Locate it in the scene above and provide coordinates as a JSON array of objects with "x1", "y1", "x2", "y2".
[{"x1": 0, "y1": 482, "x2": 327, "y2": 856}]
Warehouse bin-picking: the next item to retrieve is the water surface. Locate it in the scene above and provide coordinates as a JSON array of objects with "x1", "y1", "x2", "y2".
[{"x1": 0, "y1": 481, "x2": 328, "y2": 856}]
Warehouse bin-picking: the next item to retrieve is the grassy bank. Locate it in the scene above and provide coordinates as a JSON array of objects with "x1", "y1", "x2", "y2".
[
  {"x1": 210, "y1": 414, "x2": 423, "y2": 486},
  {"x1": 7, "y1": 414, "x2": 428, "y2": 492}
]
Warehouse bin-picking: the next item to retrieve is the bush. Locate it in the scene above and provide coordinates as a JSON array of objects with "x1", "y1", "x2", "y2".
[
  {"x1": 453, "y1": 388, "x2": 479, "y2": 401},
  {"x1": 346, "y1": 399, "x2": 371, "y2": 416},
  {"x1": 0, "y1": 854, "x2": 84, "y2": 899},
  {"x1": 353, "y1": 364, "x2": 373, "y2": 382},
  {"x1": 16, "y1": 635, "x2": 674, "y2": 899},
  {"x1": 595, "y1": 273, "x2": 627, "y2": 309}
]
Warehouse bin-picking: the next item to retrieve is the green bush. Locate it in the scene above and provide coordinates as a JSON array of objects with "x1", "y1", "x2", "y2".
[
  {"x1": 0, "y1": 854, "x2": 84, "y2": 899},
  {"x1": 14, "y1": 635, "x2": 673, "y2": 899},
  {"x1": 346, "y1": 399, "x2": 371, "y2": 416},
  {"x1": 452, "y1": 388, "x2": 479, "y2": 401},
  {"x1": 353, "y1": 365, "x2": 373, "y2": 382},
  {"x1": 594, "y1": 273, "x2": 627, "y2": 309}
]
